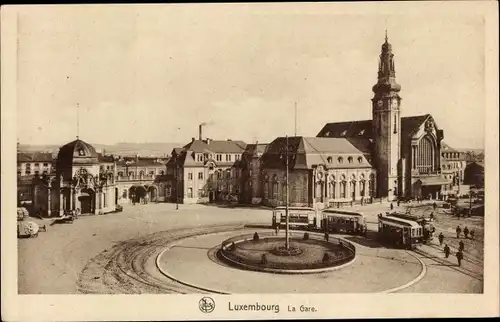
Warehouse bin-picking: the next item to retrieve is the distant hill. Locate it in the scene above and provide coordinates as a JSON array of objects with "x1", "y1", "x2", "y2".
[{"x1": 18, "y1": 142, "x2": 183, "y2": 157}]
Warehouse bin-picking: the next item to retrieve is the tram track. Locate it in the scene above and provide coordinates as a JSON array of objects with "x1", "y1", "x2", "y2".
[{"x1": 77, "y1": 224, "x2": 244, "y2": 294}]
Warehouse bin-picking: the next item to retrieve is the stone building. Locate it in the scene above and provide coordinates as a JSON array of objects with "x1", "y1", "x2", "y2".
[
  {"x1": 166, "y1": 135, "x2": 246, "y2": 204},
  {"x1": 115, "y1": 156, "x2": 169, "y2": 204},
  {"x1": 29, "y1": 139, "x2": 118, "y2": 216},
  {"x1": 257, "y1": 137, "x2": 376, "y2": 208},
  {"x1": 317, "y1": 34, "x2": 449, "y2": 200},
  {"x1": 17, "y1": 152, "x2": 54, "y2": 177},
  {"x1": 440, "y1": 143, "x2": 468, "y2": 196},
  {"x1": 239, "y1": 143, "x2": 269, "y2": 205}
]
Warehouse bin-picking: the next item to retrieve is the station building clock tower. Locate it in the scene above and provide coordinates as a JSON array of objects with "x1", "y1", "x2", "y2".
[{"x1": 372, "y1": 32, "x2": 402, "y2": 198}]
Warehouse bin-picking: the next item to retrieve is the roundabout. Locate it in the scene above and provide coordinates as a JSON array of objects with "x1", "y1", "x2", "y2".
[{"x1": 77, "y1": 224, "x2": 425, "y2": 294}]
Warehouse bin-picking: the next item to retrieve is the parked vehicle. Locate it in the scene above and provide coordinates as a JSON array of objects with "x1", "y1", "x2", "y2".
[
  {"x1": 321, "y1": 209, "x2": 367, "y2": 235},
  {"x1": 378, "y1": 214, "x2": 423, "y2": 249}
]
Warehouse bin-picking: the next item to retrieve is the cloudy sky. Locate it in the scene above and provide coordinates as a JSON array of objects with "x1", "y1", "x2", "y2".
[{"x1": 15, "y1": 4, "x2": 485, "y2": 148}]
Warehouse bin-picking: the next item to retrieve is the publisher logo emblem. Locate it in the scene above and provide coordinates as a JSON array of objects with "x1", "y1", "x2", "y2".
[{"x1": 199, "y1": 297, "x2": 215, "y2": 313}]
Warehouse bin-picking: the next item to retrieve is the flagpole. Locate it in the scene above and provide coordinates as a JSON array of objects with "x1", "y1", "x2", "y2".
[{"x1": 285, "y1": 135, "x2": 290, "y2": 250}]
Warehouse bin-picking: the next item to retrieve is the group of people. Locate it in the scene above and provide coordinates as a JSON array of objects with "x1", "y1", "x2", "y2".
[
  {"x1": 437, "y1": 225, "x2": 474, "y2": 267},
  {"x1": 456, "y1": 225, "x2": 475, "y2": 239}
]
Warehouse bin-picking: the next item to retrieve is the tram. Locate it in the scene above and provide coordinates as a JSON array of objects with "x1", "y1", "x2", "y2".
[
  {"x1": 272, "y1": 206, "x2": 318, "y2": 230},
  {"x1": 321, "y1": 209, "x2": 367, "y2": 235},
  {"x1": 389, "y1": 212, "x2": 435, "y2": 243},
  {"x1": 378, "y1": 214, "x2": 423, "y2": 249}
]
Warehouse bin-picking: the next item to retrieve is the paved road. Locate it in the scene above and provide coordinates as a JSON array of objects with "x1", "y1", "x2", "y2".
[{"x1": 17, "y1": 202, "x2": 483, "y2": 294}]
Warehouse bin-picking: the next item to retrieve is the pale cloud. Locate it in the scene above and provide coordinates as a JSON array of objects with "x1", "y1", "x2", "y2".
[{"x1": 15, "y1": 6, "x2": 485, "y2": 149}]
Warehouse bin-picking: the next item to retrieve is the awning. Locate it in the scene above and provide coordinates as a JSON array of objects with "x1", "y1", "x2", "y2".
[{"x1": 416, "y1": 176, "x2": 451, "y2": 186}]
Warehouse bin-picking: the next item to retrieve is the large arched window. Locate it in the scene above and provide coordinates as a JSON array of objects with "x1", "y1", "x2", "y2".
[
  {"x1": 416, "y1": 135, "x2": 435, "y2": 174},
  {"x1": 340, "y1": 181, "x2": 346, "y2": 198}
]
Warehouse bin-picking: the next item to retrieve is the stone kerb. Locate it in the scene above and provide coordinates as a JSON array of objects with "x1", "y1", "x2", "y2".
[{"x1": 219, "y1": 232, "x2": 357, "y2": 275}]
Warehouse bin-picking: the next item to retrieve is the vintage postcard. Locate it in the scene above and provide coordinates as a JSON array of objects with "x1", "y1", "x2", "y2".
[{"x1": 1, "y1": 2, "x2": 498, "y2": 321}]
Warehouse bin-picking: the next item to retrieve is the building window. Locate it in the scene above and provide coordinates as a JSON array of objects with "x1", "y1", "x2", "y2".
[
  {"x1": 348, "y1": 157, "x2": 353, "y2": 164},
  {"x1": 216, "y1": 154, "x2": 222, "y2": 161},
  {"x1": 129, "y1": 172, "x2": 134, "y2": 177},
  {"x1": 329, "y1": 182, "x2": 336, "y2": 199},
  {"x1": 235, "y1": 154, "x2": 240, "y2": 161},
  {"x1": 416, "y1": 135, "x2": 434, "y2": 174},
  {"x1": 25, "y1": 170, "x2": 31, "y2": 175},
  {"x1": 197, "y1": 154, "x2": 203, "y2": 162},
  {"x1": 104, "y1": 193, "x2": 107, "y2": 207},
  {"x1": 34, "y1": 163, "x2": 39, "y2": 167},
  {"x1": 198, "y1": 172, "x2": 203, "y2": 180},
  {"x1": 338, "y1": 157, "x2": 343, "y2": 164},
  {"x1": 226, "y1": 171, "x2": 231, "y2": 179},
  {"x1": 187, "y1": 188, "x2": 193, "y2": 198},
  {"x1": 327, "y1": 156, "x2": 333, "y2": 163},
  {"x1": 149, "y1": 171, "x2": 155, "y2": 175},
  {"x1": 160, "y1": 170, "x2": 165, "y2": 175},
  {"x1": 139, "y1": 170, "x2": 145, "y2": 176},
  {"x1": 43, "y1": 163, "x2": 48, "y2": 167},
  {"x1": 226, "y1": 154, "x2": 232, "y2": 162},
  {"x1": 358, "y1": 156, "x2": 363, "y2": 163},
  {"x1": 340, "y1": 181, "x2": 346, "y2": 198},
  {"x1": 188, "y1": 172, "x2": 193, "y2": 180},
  {"x1": 34, "y1": 170, "x2": 39, "y2": 176}
]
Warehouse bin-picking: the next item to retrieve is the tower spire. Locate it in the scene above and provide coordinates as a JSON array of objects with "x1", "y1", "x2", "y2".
[{"x1": 385, "y1": 28, "x2": 388, "y2": 43}]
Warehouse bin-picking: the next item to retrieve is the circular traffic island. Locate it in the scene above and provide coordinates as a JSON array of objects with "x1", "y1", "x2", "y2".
[{"x1": 218, "y1": 231, "x2": 356, "y2": 274}]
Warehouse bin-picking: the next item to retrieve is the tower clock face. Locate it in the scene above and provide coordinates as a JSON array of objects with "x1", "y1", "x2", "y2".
[
  {"x1": 377, "y1": 100, "x2": 383, "y2": 107},
  {"x1": 391, "y1": 98, "x2": 398, "y2": 108}
]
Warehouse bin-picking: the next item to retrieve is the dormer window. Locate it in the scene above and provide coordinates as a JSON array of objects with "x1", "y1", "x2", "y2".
[
  {"x1": 340, "y1": 130, "x2": 347, "y2": 136},
  {"x1": 78, "y1": 149, "x2": 85, "y2": 156},
  {"x1": 358, "y1": 157, "x2": 363, "y2": 163},
  {"x1": 327, "y1": 156, "x2": 333, "y2": 164},
  {"x1": 338, "y1": 157, "x2": 343, "y2": 164},
  {"x1": 359, "y1": 129, "x2": 365, "y2": 136},
  {"x1": 348, "y1": 156, "x2": 353, "y2": 164},
  {"x1": 325, "y1": 131, "x2": 331, "y2": 136}
]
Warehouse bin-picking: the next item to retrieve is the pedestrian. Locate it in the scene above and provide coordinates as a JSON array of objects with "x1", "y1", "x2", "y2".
[
  {"x1": 456, "y1": 225, "x2": 462, "y2": 238},
  {"x1": 433, "y1": 202, "x2": 437, "y2": 210},
  {"x1": 470, "y1": 229, "x2": 475, "y2": 240},
  {"x1": 390, "y1": 203, "x2": 394, "y2": 211},
  {"x1": 397, "y1": 199, "x2": 400, "y2": 207},
  {"x1": 459, "y1": 240, "x2": 465, "y2": 252},
  {"x1": 444, "y1": 244, "x2": 450, "y2": 258},
  {"x1": 463, "y1": 226, "x2": 470, "y2": 239},
  {"x1": 456, "y1": 250, "x2": 463, "y2": 267},
  {"x1": 438, "y1": 232, "x2": 444, "y2": 246},
  {"x1": 324, "y1": 231, "x2": 329, "y2": 242}
]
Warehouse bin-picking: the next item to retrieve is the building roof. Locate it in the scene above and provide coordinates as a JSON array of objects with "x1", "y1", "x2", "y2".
[
  {"x1": 56, "y1": 139, "x2": 99, "y2": 169},
  {"x1": 17, "y1": 152, "x2": 53, "y2": 163},
  {"x1": 116, "y1": 157, "x2": 168, "y2": 167},
  {"x1": 183, "y1": 139, "x2": 247, "y2": 154},
  {"x1": 243, "y1": 143, "x2": 269, "y2": 157},
  {"x1": 261, "y1": 136, "x2": 373, "y2": 170},
  {"x1": 317, "y1": 114, "x2": 432, "y2": 141}
]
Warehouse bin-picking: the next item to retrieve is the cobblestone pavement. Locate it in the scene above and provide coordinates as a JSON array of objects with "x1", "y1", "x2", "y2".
[{"x1": 17, "y1": 202, "x2": 483, "y2": 294}]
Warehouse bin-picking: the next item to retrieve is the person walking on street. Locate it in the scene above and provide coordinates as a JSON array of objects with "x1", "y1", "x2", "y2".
[
  {"x1": 438, "y1": 232, "x2": 444, "y2": 246},
  {"x1": 433, "y1": 202, "x2": 437, "y2": 210},
  {"x1": 390, "y1": 203, "x2": 394, "y2": 211},
  {"x1": 456, "y1": 225, "x2": 462, "y2": 238},
  {"x1": 444, "y1": 244, "x2": 450, "y2": 258},
  {"x1": 463, "y1": 226, "x2": 470, "y2": 239},
  {"x1": 456, "y1": 250, "x2": 463, "y2": 267},
  {"x1": 470, "y1": 229, "x2": 475, "y2": 240},
  {"x1": 324, "y1": 231, "x2": 329, "y2": 242},
  {"x1": 397, "y1": 199, "x2": 400, "y2": 207},
  {"x1": 459, "y1": 240, "x2": 465, "y2": 252}
]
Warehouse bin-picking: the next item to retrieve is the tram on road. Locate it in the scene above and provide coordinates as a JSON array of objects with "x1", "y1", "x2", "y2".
[
  {"x1": 321, "y1": 209, "x2": 367, "y2": 235},
  {"x1": 272, "y1": 206, "x2": 318, "y2": 230},
  {"x1": 378, "y1": 214, "x2": 423, "y2": 249},
  {"x1": 389, "y1": 212, "x2": 435, "y2": 243}
]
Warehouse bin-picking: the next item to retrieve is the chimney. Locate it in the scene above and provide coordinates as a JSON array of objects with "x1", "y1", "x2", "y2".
[{"x1": 199, "y1": 124, "x2": 203, "y2": 140}]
